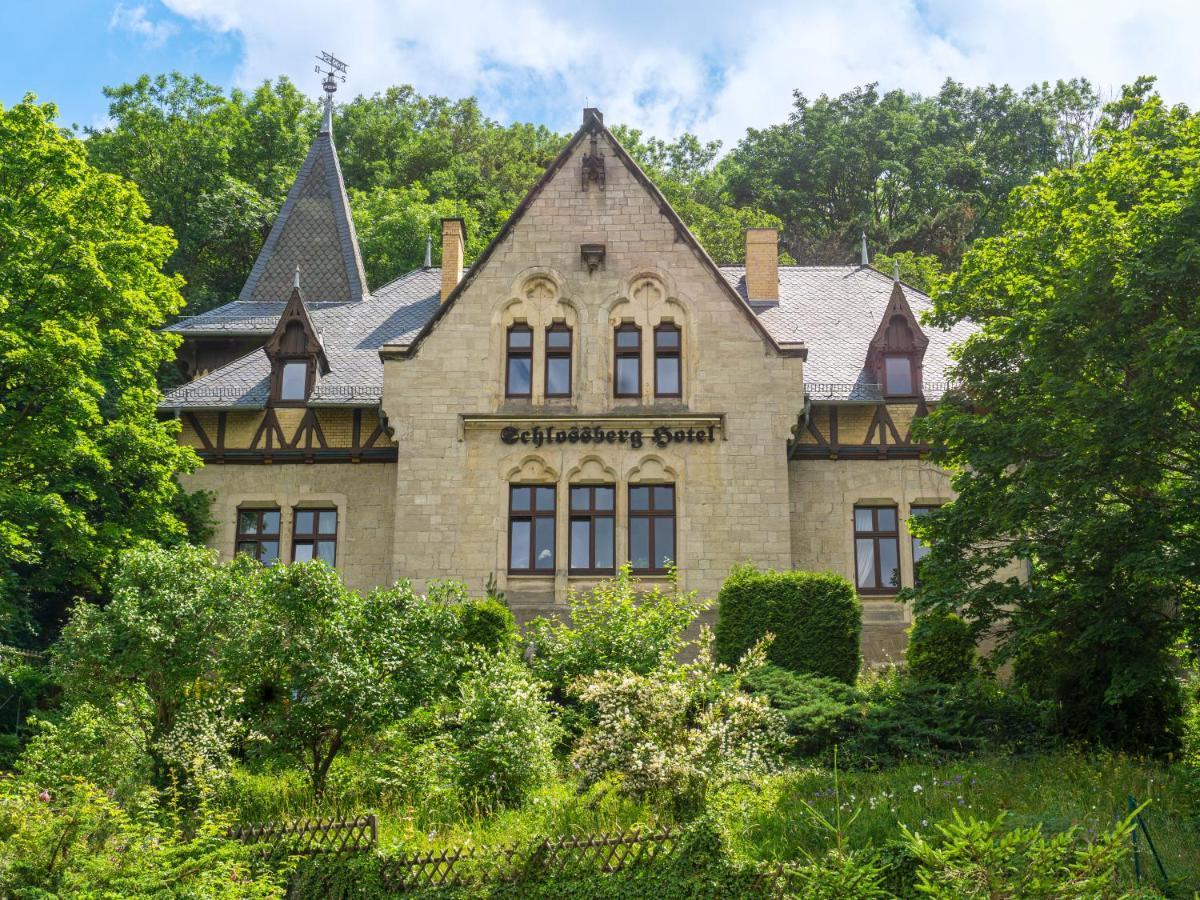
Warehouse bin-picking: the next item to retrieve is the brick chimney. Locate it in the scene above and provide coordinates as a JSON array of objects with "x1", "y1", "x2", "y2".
[
  {"x1": 744, "y1": 228, "x2": 779, "y2": 303},
  {"x1": 440, "y1": 217, "x2": 466, "y2": 303}
]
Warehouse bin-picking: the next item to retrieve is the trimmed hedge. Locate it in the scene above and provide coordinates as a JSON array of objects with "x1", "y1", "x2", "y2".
[
  {"x1": 905, "y1": 611, "x2": 976, "y2": 683},
  {"x1": 715, "y1": 565, "x2": 861, "y2": 683}
]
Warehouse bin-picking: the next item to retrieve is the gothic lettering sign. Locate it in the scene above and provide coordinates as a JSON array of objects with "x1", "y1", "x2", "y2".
[{"x1": 500, "y1": 423, "x2": 718, "y2": 449}]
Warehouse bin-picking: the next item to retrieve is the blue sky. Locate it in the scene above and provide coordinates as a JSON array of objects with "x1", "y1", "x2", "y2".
[{"x1": 4, "y1": 1, "x2": 1199, "y2": 145}]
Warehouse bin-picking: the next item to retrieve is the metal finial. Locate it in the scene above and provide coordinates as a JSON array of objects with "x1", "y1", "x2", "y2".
[
  {"x1": 315, "y1": 51, "x2": 347, "y2": 133},
  {"x1": 893, "y1": 260, "x2": 901, "y2": 283},
  {"x1": 424, "y1": 235, "x2": 432, "y2": 268},
  {"x1": 294, "y1": 266, "x2": 301, "y2": 290},
  {"x1": 860, "y1": 232, "x2": 869, "y2": 266}
]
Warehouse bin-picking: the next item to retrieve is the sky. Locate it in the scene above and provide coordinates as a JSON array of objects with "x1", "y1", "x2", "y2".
[{"x1": 3, "y1": 0, "x2": 1200, "y2": 146}]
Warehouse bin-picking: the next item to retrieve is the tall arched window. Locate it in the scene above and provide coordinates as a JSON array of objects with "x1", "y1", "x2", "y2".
[
  {"x1": 614, "y1": 323, "x2": 641, "y2": 398},
  {"x1": 505, "y1": 323, "x2": 533, "y2": 398},
  {"x1": 545, "y1": 322, "x2": 572, "y2": 398},
  {"x1": 654, "y1": 323, "x2": 681, "y2": 398}
]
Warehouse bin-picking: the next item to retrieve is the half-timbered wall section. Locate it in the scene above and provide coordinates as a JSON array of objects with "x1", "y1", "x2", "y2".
[
  {"x1": 177, "y1": 408, "x2": 398, "y2": 464},
  {"x1": 790, "y1": 398, "x2": 932, "y2": 460}
]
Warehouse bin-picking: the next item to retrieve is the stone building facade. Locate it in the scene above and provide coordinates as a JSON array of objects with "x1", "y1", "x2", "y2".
[{"x1": 163, "y1": 104, "x2": 974, "y2": 662}]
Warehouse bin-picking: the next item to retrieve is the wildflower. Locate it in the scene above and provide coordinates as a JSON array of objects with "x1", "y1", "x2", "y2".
[
  {"x1": 912, "y1": 784, "x2": 923, "y2": 794},
  {"x1": 37, "y1": 790, "x2": 51, "y2": 803}
]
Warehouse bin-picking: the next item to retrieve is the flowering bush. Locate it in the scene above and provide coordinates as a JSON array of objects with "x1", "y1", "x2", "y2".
[
  {"x1": 443, "y1": 654, "x2": 561, "y2": 808},
  {"x1": 569, "y1": 633, "x2": 788, "y2": 810}
]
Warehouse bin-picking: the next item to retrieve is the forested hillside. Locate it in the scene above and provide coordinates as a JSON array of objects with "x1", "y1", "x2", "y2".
[{"x1": 83, "y1": 73, "x2": 1106, "y2": 314}]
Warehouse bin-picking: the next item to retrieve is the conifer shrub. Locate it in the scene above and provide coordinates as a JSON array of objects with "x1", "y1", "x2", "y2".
[
  {"x1": 715, "y1": 565, "x2": 861, "y2": 683},
  {"x1": 905, "y1": 611, "x2": 977, "y2": 683},
  {"x1": 741, "y1": 663, "x2": 862, "y2": 757}
]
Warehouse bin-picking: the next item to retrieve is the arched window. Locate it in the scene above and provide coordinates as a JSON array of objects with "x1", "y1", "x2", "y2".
[
  {"x1": 545, "y1": 322, "x2": 572, "y2": 398},
  {"x1": 614, "y1": 323, "x2": 641, "y2": 398},
  {"x1": 654, "y1": 323, "x2": 681, "y2": 398},
  {"x1": 505, "y1": 323, "x2": 533, "y2": 398}
]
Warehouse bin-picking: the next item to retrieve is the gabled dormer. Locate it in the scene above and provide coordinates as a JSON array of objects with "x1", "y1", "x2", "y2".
[
  {"x1": 868, "y1": 274, "x2": 929, "y2": 398},
  {"x1": 264, "y1": 271, "x2": 329, "y2": 405}
]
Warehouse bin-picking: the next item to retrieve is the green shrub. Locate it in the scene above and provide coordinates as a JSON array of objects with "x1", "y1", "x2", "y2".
[
  {"x1": 843, "y1": 670, "x2": 1054, "y2": 767},
  {"x1": 0, "y1": 775, "x2": 284, "y2": 897},
  {"x1": 716, "y1": 565, "x2": 861, "y2": 683},
  {"x1": 905, "y1": 612, "x2": 976, "y2": 683},
  {"x1": 444, "y1": 654, "x2": 560, "y2": 809},
  {"x1": 454, "y1": 597, "x2": 516, "y2": 654},
  {"x1": 526, "y1": 565, "x2": 706, "y2": 699},
  {"x1": 741, "y1": 664, "x2": 862, "y2": 757},
  {"x1": 16, "y1": 699, "x2": 153, "y2": 802},
  {"x1": 902, "y1": 810, "x2": 1135, "y2": 898}
]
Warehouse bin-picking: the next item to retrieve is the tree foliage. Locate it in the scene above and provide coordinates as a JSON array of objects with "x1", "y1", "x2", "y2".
[
  {"x1": 909, "y1": 84, "x2": 1200, "y2": 753},
  {"x1": 723, "y1": 78, "x2": 1102, "y2": 266},
  {"x1": 0, "y1": 98, "x2": 196, "y2": 641}
]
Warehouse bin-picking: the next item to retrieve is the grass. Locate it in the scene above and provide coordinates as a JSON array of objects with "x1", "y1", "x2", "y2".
[
  {"x1": 219, "y1": 748, "x2": 1199, "y2": 893},
  {"x1": 712, "y1": 749, "x2": 1200, "y2": 891}
]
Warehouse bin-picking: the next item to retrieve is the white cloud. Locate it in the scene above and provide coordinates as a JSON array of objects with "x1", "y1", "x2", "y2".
[
  {"x1": 161, "y1": 0, "x2": 1200, "y2": 147},
  {"x1": 109, "y1": 2, "x2": 178, "y2": 48}
]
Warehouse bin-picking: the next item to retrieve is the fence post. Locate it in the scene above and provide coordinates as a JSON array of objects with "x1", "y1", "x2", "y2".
[
  {"x1": 1127, "y1": 796, "x2": 1142, "y2": 884},
  {"x1": 368, "y1": 814, "x2": 378, "y2": 846}
]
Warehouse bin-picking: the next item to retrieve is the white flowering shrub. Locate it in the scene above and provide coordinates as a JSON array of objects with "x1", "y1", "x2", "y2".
[
  {"x1": 569, "y1": 632, "x2": 789, "y2": 809},
  {"x1": 444, "y1": 654, "x2": 561, "y2": 808}
]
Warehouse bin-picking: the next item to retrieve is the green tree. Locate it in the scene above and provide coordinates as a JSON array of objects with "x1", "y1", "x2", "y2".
[
  {"x1": 909, "y1": 85, "x2": 1200, "y2": 753},
  {"x1": 51, "y1": 544, "x2": 254, "y2": 778},
  {"x1": 0, "y1": 98, "x2": 196, "y2": 641},
  {"x1": 233, "y1": 563, "x2": 464, "y2": 797}
]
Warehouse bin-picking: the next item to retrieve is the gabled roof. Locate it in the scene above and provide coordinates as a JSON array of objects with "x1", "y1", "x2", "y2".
[
  {"x1": 868, "y1": 279, "x2": 929, "y2": 355},
  {"x1": 237, "y1": 113, "x2": 368, "y2": 303},
  {"x1": 383, "y1": 109, "x2": 807, "y2": 361}
]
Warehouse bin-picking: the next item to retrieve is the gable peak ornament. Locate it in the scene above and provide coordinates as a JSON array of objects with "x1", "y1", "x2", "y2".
[{"x1": 581, "y1": 130, "x2": 606, "y2": 192}]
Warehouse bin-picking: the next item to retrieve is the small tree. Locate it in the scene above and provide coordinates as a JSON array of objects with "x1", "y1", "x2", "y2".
[
  {"x1": 52, "y1": 544, "x2": 251, "y2": 779},
  {"x1": 234, "y1": 564, "x2": 462, "y2": 797}
]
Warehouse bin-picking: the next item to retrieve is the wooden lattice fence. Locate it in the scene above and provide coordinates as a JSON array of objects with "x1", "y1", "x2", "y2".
[
  {"x1": 227, "y1": 814, "x2": 377, "y2": 857},
  {"x1": 380, "y1": 826, "x2": 680, "y2": 890}
]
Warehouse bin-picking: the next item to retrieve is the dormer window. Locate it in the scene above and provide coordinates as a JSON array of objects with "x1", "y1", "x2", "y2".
[
  {"x1": 264, "y1": 273, "x2": 328, "y2": 406},
  {"x1": 883, "y1": 354, "x2": 915, "y2": 396},
  {"x1": 867, "y1": 278, "x2": 929, "y2": 400}
]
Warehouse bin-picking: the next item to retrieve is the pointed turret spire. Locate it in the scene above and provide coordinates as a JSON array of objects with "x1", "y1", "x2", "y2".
[
  {"x1": 860, "y1": 232, "x2": 869, "y2": 266},
  {"x1": 893, "y1": 260, "x2": 901, "y2": 283},
  {"x1": 237, "y1": 52, "x2": 365, "y2": 303},
  {"x1": 294, "y1": 266, "x2": 301, "y2": 290}
]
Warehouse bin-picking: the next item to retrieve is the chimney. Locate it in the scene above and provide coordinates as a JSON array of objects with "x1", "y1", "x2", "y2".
[
  {"x1": 440, "y1": 217, "x2": 466, "y2": 302},
  {"x1": 744, "y1": 228, "x2": 779, "y2": 303}
]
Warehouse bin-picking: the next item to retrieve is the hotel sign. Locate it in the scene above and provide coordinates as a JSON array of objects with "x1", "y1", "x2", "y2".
[
  {"x1": 457, "y1": 414, "x2": 725, "y2": 448},
  {"x1": 499, "y1": 423, "x2": 717, "y2": 449}
]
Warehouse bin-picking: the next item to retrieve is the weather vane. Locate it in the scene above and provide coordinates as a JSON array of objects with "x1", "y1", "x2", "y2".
[{"x1": 315, "y1": 51, "x2": 347, "y2": 100}]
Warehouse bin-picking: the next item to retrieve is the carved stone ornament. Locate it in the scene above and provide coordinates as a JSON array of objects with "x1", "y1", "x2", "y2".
[
  {"x1": 581, "y1": 133, "x2": 606, "y2": 191},
  {"x1": 580, "y1": 244, "x2": 606, "y2": 275}
]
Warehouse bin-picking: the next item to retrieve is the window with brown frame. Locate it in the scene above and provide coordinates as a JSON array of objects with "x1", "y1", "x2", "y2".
[
  {"x1": 654, "y1": 323, "x2": 681, "y2": 398},
  {"x1": 854, "y1": 505, "x2": 900, "y2": 594},
  {"x1": 909, "y1": 504, "x2": 940, "y2": 586},
  {"x1": 509, "y1": 484, "x2": 556, "y2": 573},
  {"x1": 505, "y1": 324, "x2": 533, "y2": 398},
  {"x1": 614, "y1": 323, "x2": 641, "y2": 398},
  {"x1": 236, "y1": 508, "x2": 281, "y2": 564},
  {"x1": 272, "y1": 321, "x2": 314, "y2": 404},
  {"x1": 292, "y1": 508, "x2": 338, "y2": 565},
  {"x1": 568, "y1": 485, "x2": 615, "y2": 575},
  {"x1": 882, "y1": 354, "x2": 916, "y2": 396},
  {"x1": 629, "y1": 484, "x2": 675, "y2": 574},
  {"x1": 545, "y1": 322, "x2": 572, "y2": 398}
]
